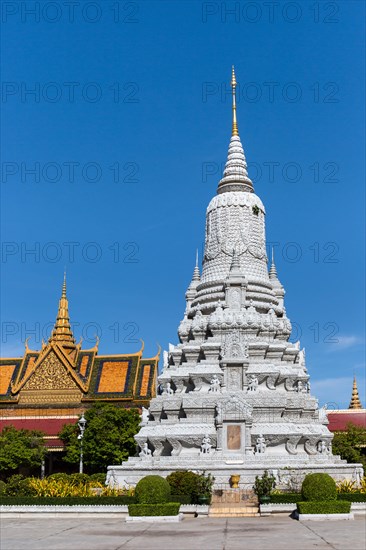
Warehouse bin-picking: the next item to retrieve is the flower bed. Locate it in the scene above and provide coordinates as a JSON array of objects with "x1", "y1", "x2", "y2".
[
  {"x1": 0, "y1": 496, "x2": 134, "y2": 506},
  {"x1": 270, "y1": 493, "x2": 300, "y2": 504}
]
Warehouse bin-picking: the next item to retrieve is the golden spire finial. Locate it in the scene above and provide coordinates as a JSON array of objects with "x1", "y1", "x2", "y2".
[
  {"x1": 49, "y1": 274, "x2": 75, "y2": 347},
  {"x1": 62, "y1": 271, "x2": 67, "y2": 298},
  {"x1": 231, "y1": 66, "x2": 239, "y2": 136},
  {"x1": 349, "y1": 376, "x2": 363, "y2": 409}
]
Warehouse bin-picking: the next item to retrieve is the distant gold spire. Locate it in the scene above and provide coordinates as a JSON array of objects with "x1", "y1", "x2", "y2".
[
  {"x1": 231, "y1": 66, "x2": 239, "y2": 136},
  {"x1": 49, "y1": 273, "x2": 75, "y2": 346},
  {"x1": 349, "y1": 376, "x2": 363, "y2": 409}
]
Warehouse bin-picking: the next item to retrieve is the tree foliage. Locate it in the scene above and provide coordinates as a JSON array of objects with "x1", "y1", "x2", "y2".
[
  {"x1": 332, "y1": 423, "x2": 366, "y2": 469},
  {"x1": 0, "y1": 426, "x2": 46, "y2": 475},
  {"x1": 59, "y1": 403, "x2": 140, "y2": 473}
]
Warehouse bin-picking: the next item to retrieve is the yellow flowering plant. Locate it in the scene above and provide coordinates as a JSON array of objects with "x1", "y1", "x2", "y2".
[{"x1": 26, "y1": 477, "x2": 132, "y2": 498}]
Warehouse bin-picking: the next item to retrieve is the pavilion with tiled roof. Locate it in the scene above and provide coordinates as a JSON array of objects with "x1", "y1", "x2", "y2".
[{"x1": 0, "y1": 276, "x2": 159, "y2": 470}]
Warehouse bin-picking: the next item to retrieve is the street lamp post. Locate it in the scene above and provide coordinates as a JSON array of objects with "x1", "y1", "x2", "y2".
[{"x1": 77, "y1": 414, "x2": 87, "y2": 474}]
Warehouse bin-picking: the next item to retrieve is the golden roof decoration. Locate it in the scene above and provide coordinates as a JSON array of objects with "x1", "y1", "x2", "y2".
[
  {"x1": 349, "y1": 376, "x2": 363, "y2": 409},
  {"x1": 231, "y1": 65, "x2": 239, "y2": 137},
  {"x1": 48, "y1": 273, "x2": 76, "y2": 347}
]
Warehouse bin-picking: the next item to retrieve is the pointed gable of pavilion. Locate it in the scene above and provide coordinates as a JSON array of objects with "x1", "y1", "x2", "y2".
[{"x1": 0, "y1": 276, "x2": 159, "y2": 407}]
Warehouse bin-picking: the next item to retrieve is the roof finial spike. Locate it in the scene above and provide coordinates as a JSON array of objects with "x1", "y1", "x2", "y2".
[
  {"x1": 49, "y1": 274, "x2": 75, "y2": 347},
  {"x1": 349, "y1": 376, "x2": 363, "y2": 409},
  {"x1": 62, "y1": 270, "x2": 67, "y2": 298},
  {"x1": 269, "y1": 247, "x2": 278, "y2": 280},
  {"x1": 192, "y1": 250, "x2": 200, "y2": 283},
  {"x1": 217, "y1": 68, "x2": 254, "y2": 194},
  {"x1": 231, "y1": 65, "x2": 239, "y2": 137}
]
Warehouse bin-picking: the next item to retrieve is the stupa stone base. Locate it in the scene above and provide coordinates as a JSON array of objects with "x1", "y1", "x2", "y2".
[{"x1": 107, "y1": 455, "x2": 360, "y2": 491}]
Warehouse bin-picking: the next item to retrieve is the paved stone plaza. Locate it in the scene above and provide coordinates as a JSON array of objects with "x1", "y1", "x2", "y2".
[{"x1": 1, "y1": 517, "x2": 365, "y2": 550}]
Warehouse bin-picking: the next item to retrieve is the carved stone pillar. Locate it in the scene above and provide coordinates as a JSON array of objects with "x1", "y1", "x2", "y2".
[
  {"x1": 216, "y1": 421, "x2": 223, "y2": 452},
  {"x1": 245, "y1": 422, "x2": 253, "y2": 455}
]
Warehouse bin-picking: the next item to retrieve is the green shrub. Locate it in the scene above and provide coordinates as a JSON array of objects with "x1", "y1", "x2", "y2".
[
  {"x1": 196, "y1": 472, "x2": 215, "y2": 500},
  {"x1": 270, "y1": 493, "x2": 301, "y2": 504},
  {"x1": 338, "y1": 492, "x2": 366, "y2": 502},
  {"x1": 4, "y1": 475, "x2": 36, "y2": 497},
  {"x1": 89, "y1": 473, "x2": 106, "y2": 485},
  {"x1": 166, "y1": 471, "x2": 200, "y2": 501},
  {"x1": 0, "y1": 496, "x2": 135, "y2": 506},
  {"x1": 68, "y1": 473, "x2": 90, "y2": 486},
  {"x1": 0, "y1": 480, "x2": 7, "y2": 496},
  {"x1": 170, "y1": 494, "x2": 191, "y2": 504},
  {"x1": 253, "y1": 470, "x2": 276, "y2": 498},
  {"x1": 4, "y1": 474, "x2": 25, "y2": 496},
  {"x1": 297, "y1": 500, "x2": 351, "y2": 514},
  {"x1": 47, "y1": 473, "x2": 70, "y2": 482},
  {"x1": 301, "y1": 473, "x2": 337, "y2": 502},
  {"x1": 135, "y1": 475, "x2": 171, "y2": 504},
  {"x1": 128, "y1": 503, "x2": 180, "y2": 516},
  {"x1": 166, "y1": 471, "x2": 214, "y2": 504}
]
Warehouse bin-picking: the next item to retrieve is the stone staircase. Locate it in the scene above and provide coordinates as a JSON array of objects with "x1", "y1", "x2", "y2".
[
  {"x1": 209, "y1": 502, "x2": 260, "y2": 517},
  {"x1": 208, "y1": 488, "x2": 259, "y2": 518}
]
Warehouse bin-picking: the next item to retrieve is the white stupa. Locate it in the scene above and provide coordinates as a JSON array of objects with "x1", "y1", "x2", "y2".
[{"x1": 107, "y1": 68, "x2": 362, "y2": 489}]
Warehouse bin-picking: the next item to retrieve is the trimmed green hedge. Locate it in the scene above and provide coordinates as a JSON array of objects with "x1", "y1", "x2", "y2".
[
  {"x1": 338, "y1": 493, "x2": 366, "y2": 502},
  {"x1": 135, "y1": 476, "x2": 171, "y2": 504},
  {"x1": 301, "y1": 473, "x2": 337, "y2": 502},
  {"x1": 297, "y1": 501, "x2": 351, "y2": 515},
  {"x1": 270, "y1": 492, "x2": 366, "y2": 504},
  {"x1": 270, "y1": 493, "x2": 301, "y2": 504},
  {"x1": 128, "y1": 503, "x2": 180, "y2": 517},
  {"x1": 170, "y1": 494, "x2": 191, "y2": 504},
  {"x1": 0, "y1": 496, "x2": 135, "y2": 506}
]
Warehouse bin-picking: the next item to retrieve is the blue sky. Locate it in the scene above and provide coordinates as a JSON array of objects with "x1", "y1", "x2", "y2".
[{"x1": 1, "y1": 1, "x2": 365, "y2": 408}]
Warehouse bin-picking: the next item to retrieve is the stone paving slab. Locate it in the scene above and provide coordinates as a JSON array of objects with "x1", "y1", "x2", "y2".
[{"x1": 1, "y1": 516, "x2": 365, "y2": 550}]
